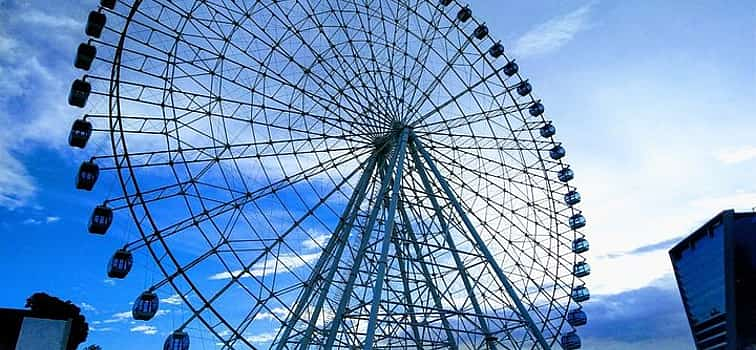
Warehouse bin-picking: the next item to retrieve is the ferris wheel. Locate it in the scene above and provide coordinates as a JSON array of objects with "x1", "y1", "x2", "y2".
[{"x1": 67, "y1": 0, "x2": 591, "y2": 348}]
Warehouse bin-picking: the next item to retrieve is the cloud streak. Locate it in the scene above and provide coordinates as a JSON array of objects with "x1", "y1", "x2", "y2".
[
  {"x1": 512, "y1": 2, "x2": 595, "y2": 58},
  {"x1": 130, "y1": 325, "x2": 158, "y2": 335},
  {"x1": 209, "y1": 252, "x2": 321, "y2": 280},
  {"x1": 602, "y1": 236, "x2": 685, "y2": 259},
  {"x1": 715, "y1": 146, "x2": 756, "y2": 164}
]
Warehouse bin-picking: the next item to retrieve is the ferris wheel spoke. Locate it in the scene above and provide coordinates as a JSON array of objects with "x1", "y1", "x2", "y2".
[
  {"x1": 420, "y1": 132, "x2": 552, "y2": 153},
  {"x1": 397, "y1": 204, "x2": 461, "y2": 349},
  {"x1": 320, "y1": 0, "x2": 400, "y2": 128},
  {"x1": 397, "y1": 2, "x2": 455, "y2": 117},
  {"x1": 327, "y1": 0, "x2": 401, "y2": 125},
  {"x1": 393, "y1": 0, "x2": 442, "y2": 121},
  {"x1": 423, "y1": 144, "x2": 555, "y2": 196},
  {"x1": 433, "y1": 163, "x2": 574, "y2": 262},
  {"x1": 291, "y1": 160, "x2": 386, "y2": 348},
  {"x1": 411, "y1": 134, "x2": 553, "y2": 349},
  {"x1": 408, "y1": 143, "x2": 513, "y2": 349},
  {"x1": 413, "y1": 105, "x2": 521, "y2": 132},
  {"x1": 112, "y1": 16, "x2": 376, "y2": 137},
  {"x1": 374, "y1": 0, "x2": 408, "y2": 122},
  {"x1": 410, "y1": 64, "x2": 509, "y2": 128},
  {"x1": 345, "y1": 0, "x2": 401, "y2": 122},
  {"x1": 137, "y1": 147, "x2": 369, "y2": 249},
  {"x1": 261, "y1": 1, "x2": 394, "y2": 134},
  {"x1": 171, "y1": 151, "x2": 376, "y2": 346},
  {"x1": 433, "y1": 156, "x2": 572, "y2": 236},
  {"x1": 428, "y1": 164, "x2": 576, "y2": 303},
  {"x1": 105, "y1": 144, "x2": 364, "y2": 170},
  {"x1": 107, "y1": 134, "x2": 367, "y2": 163},
  {"x1": 104, "y1": 75, "x2": 371, "y2": 140},
  {"x1": 273, "y1": 152, "x2": 378, "y2": 349},
  {"x1": 405, "y1": 35, "x2": 475, "y2": 122},
  {"x1": 195, "y1": 1, "x2": 385, "y2": 135}
]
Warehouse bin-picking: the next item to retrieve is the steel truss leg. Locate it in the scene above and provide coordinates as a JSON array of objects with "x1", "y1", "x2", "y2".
[
  {"x1": 364, "y1": 128, "x2": 410, "y2": 349},
  {"x1": 392, "y1": 226, "x2": 423, "y2": 346},
  {"x1": 398, "y1": 206, "x2": 459, "y2": 350},
  {"x1": 409, "y1": 142, "x2": 497, "y2": 350},
  {"x1": 324, "y1": 129, "x2": 410, "y2": 349},
  {"x1": 275, "y1": 154, "x2": 379, "y2": 350},
  {"x1": 411, "y1": 133, "x2": 552, "y2": 350}
]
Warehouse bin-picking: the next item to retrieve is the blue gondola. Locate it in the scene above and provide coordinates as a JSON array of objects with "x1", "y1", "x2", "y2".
[
  {"x1": 88, "y1": 205, "x2": 113, "y2": 234},
  {"x1": 68, "y1": 79, "x2": 91, "y2": 108},
  {"x1": 69, "y1": 118, "x2": 92, "y2": 148},
  {"x1": 85, "y1": 11, "x2": 106, "y2": 38},
  {"x1": 74, "y1": 43, "x2": 97, "y2": 70},
  {"x1": 564, "y1": 191, "x2": 581, "y2": 206},
  {"x1": 529, "y1": 102, "x2": 544, "y2": 116},
  {"x1": 101, "y1": 0, "x2": 116, "y2": 9},
  {"x1": 76, "y1": 160, "x2": 99, "y2": 191},
  {"x1": 503, "y1": 61, "x2": 518, "y2": 76},
  {"x1": 540, "y1": 123, "x2": 556, "y2": 138},
  {"x1": 558, "y1": 167, "x2": 574, "y2": 182},
  {"x1": 549, "y1": 145, "x2": 565, "y2": 160},
  {"x1": 488, "y1": 43, "x2": 504, "y2": 58},
  {"x1": 516, "y1": 82, "x2": 532, "y2": 96},
  {"x1": 473, "y1": 24, "x2": 488, "y2": 39},
  {"x1": 457, "y1": 7, "x2": 472, "y2": 22},
  {"x1": 133, "y1": 291, "x2": 159, "y2": 321},
  {"x1": 107, "y1": 249, "x2": 133, "y2": 279},
  {"x1": 164, "y1": 330, "x2": 190, "y2": 350},
  {"x1": 573, "y1": 261, "x2": 590, "y2": 277},
  {"x1": 569, "y1": 214, "x2": 586, "y2": 230},
  {"x1": 567, "y1": 309, "x2": 588, "y2": 327},
  {"x1": 571, "y1": 286, "x2": 590, "y2": 302},
  {"x1": 561, "y1": 332, "x2": 582, "y2": 349},
  {"x1": 572, "y1": 238, "x2": 589, "y2": 254}
]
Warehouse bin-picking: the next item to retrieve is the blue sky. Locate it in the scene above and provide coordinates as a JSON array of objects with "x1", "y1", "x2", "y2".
[{"x1": 0, "y1": 0, "x2": 755, "y2": 349}]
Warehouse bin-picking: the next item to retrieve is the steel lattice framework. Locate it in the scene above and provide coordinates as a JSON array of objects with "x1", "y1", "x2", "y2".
[{"x1": 67, "y1": 0, "x2": 590, "y2": 349}]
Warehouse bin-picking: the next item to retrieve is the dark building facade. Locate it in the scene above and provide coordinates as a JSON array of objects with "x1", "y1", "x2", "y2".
[{"x1": 670, "y1": 210, "x2": 756, "y2": 350}]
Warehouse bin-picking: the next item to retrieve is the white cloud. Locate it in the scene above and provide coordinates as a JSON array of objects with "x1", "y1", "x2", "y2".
[
  {"x1": 102, "y1": 311, "x2": 132, "y2": 324},
  {"x1": 301, "y1": 233, "x2": 330, "y2": 250},
  {"x1": 254, "y1": 307, "x2": 288, "y2": 321},
  {"x1": 21, "y1": 215, "x2": 61, "y2": 225},
  {"x1": 209, "y1": 252, "x2": 321, "y2": 280},
  {"x1": 80, "y1": 302, "x2": 96, "y2": 312},
  {"x1": 89, "y1": 325, "x2": 114, "y2": 332},
  {"x1": 715, "y1": 146, "x2": 756, "y2": 164},
  {"x1": 162, "y1": 294, "x2": 183, "y2": 305},
  {"x1": 245, "y1": 332, "x2": 277, "y2": 344},
  {"x1": 103, "y1": 279, "x2": 116, "y2": 286},
  {"x1": 512, "y1": 2, "x2": 595, "y2": 58},
  {"x1": 130, "y1": 325, "x2": 158, "y2": 335},
  {"x1": 102, "y1": 309, "x2": 168, "y2": 324}
]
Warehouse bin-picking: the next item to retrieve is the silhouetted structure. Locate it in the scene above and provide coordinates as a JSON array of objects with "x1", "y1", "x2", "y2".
[
  {"x1": 670, "y1": 210, "x2": 756, "y2": 350},
  {"x1": 0, "y1": 293, "x2": 88, "y2": 350}
]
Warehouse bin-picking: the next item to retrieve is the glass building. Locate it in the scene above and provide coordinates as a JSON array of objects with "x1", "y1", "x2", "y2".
[{"x1": 670, "y1": 210, "x2": 756, "y2": 350}]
